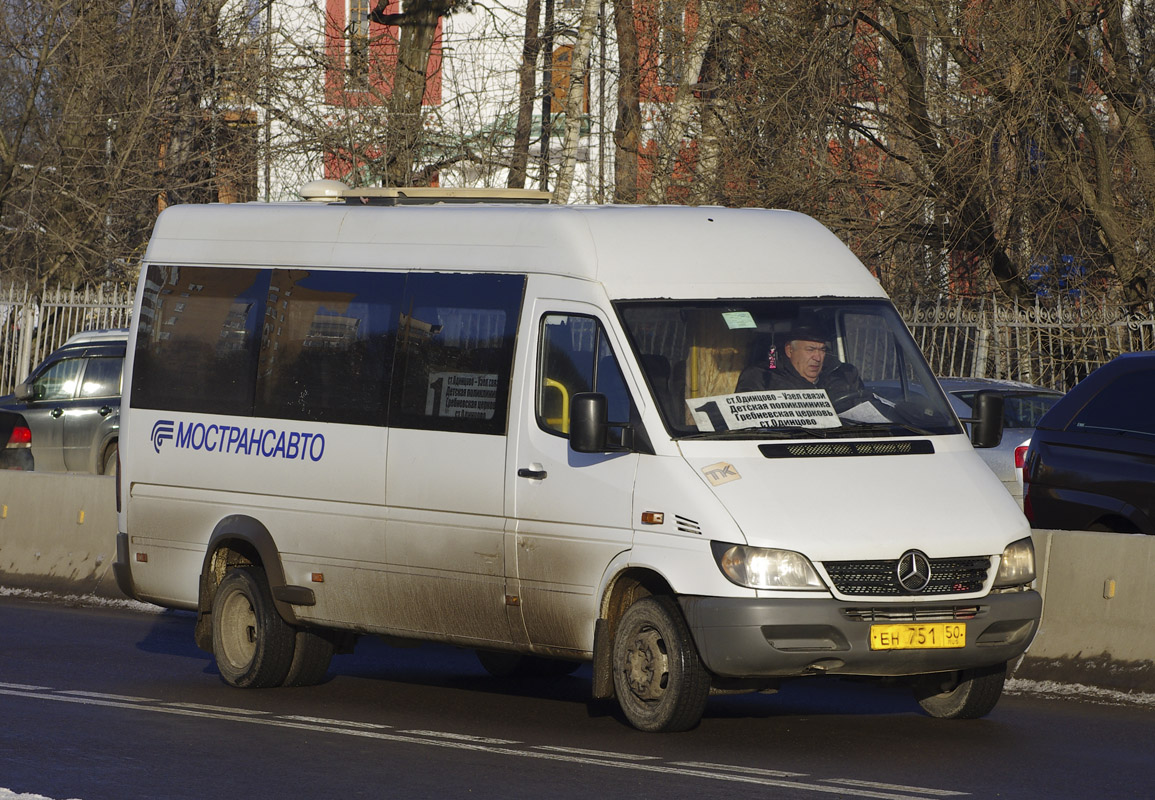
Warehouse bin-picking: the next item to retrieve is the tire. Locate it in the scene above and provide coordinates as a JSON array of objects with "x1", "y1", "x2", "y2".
[
  {"x1": 611, "y1": 595, "x2": 711, "y2": 732},
  {"x1": 211, "y1": 567, "x2": 297, "y2": 689},
  {"x1": 913, "y1": 661, "x2": 1007, "y2": 719},
  {"x1": 476, "y1": 650, "x2": 581, "y2": 678},
  {"x1": 282, "y1": 629, "x2": 335, "y2": 688}
]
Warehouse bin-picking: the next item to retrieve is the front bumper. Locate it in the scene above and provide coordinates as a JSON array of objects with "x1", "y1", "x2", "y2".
[{"x1": 679, "y1": 590, "x2": 1041, "y2": 679}]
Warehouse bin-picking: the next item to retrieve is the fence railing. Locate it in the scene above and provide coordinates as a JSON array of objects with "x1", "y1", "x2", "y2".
[
  {"x1": 1, "y1": 282, "x2": 1152, "y2": 397},
  {"x1": 903, "y1": 295, "x2": 1155, "y2": 392},
  {"x1": 1, "y1": 283, "x2": 134, "y2": 396}
]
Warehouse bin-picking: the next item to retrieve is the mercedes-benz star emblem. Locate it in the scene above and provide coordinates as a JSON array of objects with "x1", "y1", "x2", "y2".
[{"x1": 896, "y1": 550, "x2": 933, "y2": 593}]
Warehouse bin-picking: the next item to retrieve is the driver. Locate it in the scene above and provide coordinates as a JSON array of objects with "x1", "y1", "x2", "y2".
[{"x1": 736, "y1": 325, "x2": 865, "y2": 400}]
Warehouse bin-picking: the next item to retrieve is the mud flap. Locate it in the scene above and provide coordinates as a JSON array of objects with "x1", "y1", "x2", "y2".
[{"x1": 591, "y1": 618, "x2": 615, "y2": 699}]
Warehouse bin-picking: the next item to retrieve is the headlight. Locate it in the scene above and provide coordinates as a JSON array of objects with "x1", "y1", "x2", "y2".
[
  {"x1": 711, "y1": 542, "x2": 825, "y2": 590},
  {"x1": 993, "y1": 537, "x2": 1036, "y2": 587}
]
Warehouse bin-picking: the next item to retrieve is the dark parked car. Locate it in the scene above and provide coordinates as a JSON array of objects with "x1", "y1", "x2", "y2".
[
  {"x1": 0, "y1": 329, "x2": 127, "y2": 475},
  {"x1": 1023, "y1": 351, "x2": 1155, "y2": 534},
  {"x1": 0, "y1": 409, "x2": 34, "y2": 471}
]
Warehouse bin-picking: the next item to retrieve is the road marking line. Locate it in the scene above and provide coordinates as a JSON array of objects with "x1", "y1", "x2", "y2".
[
  {"x1": 162, "y1": 702, "x2": 270, "y2": 716},
  {"x1": 822, "y1": 779, "x2": 969, "y2": 796},
  {"x1": 59, "y1": 690, "x2": 154, "y2": 703},
  {"x1": 672, "y1": 760, "x2": 808, "y2": 777},
  {"x1": 281, "y1": 715, "x2": 392, "y2": 730},
  {"x1": 0, "y1": 682, "x2": 50, "y2": 691},
  {"x1": 533, "y1": 745, "x2": 661, "y2": 761},
  {"x1": 0, "y1": 686, "x2": 967, "y2": 799},
  {"x1": 402, "y1": 729, "x2": 521, "y2": 745}
]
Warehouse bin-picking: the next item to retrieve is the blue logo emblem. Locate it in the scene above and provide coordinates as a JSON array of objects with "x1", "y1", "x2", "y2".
[{"x1": 151, "y1": 420, "x2": 175, "y2": 453}]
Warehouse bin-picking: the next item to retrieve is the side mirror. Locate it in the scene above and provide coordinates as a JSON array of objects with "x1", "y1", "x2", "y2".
[
  {"x1": 570, "y1": 392, "x2": 608, "y2": 453},
  {"x1": 14, "y1": 382, "x2": 32, "y2": 402},
  {"x1": 966, "y1": 390, "x2": 1005, "y2": 449}
]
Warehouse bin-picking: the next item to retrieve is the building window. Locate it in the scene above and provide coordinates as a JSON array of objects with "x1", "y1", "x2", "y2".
[
  {"x1": 658, "y1": 0, "x2": 685, "y2": 86},
  {"x1": 348, "y1": 0, "x2": 371, "y2": 90}
]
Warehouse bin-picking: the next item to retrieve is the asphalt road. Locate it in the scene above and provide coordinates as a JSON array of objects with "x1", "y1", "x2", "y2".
[{"x1": 1, "y1": 595, "x2": 1151, "y2": 800}]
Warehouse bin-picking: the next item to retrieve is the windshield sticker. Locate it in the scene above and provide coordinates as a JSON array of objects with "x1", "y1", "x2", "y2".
[
  {"x1": 721, "y1": 311, "x2": 757, "y2": 330},
  {"x1": 701, "y1": 461, "x2": 741, "y2": 486},
  {"x1": 687, "y1": 390, "x2": 841, "y2": 432}
]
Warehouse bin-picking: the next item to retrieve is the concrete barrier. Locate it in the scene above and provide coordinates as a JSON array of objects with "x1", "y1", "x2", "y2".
[
  {"x1": 0, "y1": 471, "x2": 121, "y2": 598},
  {"x1": 1018, "y1": 529, "x2": 1155, "y2": 692},
  {"x1": 2, "y1": 472, "x2": 1153, "y2": 692}
]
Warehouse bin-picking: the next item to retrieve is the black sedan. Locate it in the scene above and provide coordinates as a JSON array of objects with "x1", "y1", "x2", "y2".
[
  {"x1": 1023, "y1": 351, "x2": 1155, "y2": 534},
  {"x1": 1, "y1": 409, "x2": 34, "y2": 470}
]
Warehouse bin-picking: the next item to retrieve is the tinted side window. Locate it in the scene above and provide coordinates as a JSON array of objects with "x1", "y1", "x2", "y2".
[
  {"x1": 391, "y1": 273, "x2": 525, "y2": 435},
  {"x1": 79, "y1": 356, "x2": 123, "y2": 399},
  {"x1": 1072, "y1": 370, "x2": 1155, "y2": 438},
  {"x1": 133, "y1": 265, "x2": 268, "y2": 415},
  {"x1": 538, "y1": 314, "x2": 631, "y2": 436},
  {"x1": 254, "y1": 269, "x2": 402, "y2": 425}
]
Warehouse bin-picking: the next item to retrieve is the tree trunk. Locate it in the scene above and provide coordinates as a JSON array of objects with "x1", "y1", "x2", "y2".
[
  {"x1": 385, "y1": 0, "x2": 452, "y2": 186},
  {"x1": 552, "y1": 0, "x2": 601, "y2": 203},
  {"x1": 643, "y1": 0, "x2": 721, "y2": 204},
  {"x1": 508, "y1": 0, "x2": 543, "y2": 189},
  {"x1": 612, "y1": 0, "x2": 641, "y2": 203}
]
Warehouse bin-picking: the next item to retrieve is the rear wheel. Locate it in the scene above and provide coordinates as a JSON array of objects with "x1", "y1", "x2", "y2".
[
  {"x1": 212, "y1": 567, "x2": 296, "y2": 688},
  {"x1": 282, "y1": 629, "x2": 335, "y2": 687},
  {"x1": 611, "y1": 595, "x2": 710, "y2": 732},
  {"x1": 913, "y1": 661, "x2": 1007, "y2": 719}
]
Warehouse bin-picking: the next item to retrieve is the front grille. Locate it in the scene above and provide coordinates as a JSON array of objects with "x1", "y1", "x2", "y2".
[
  {"x1": 843, "y1": 605, "x2": 982, "y2": 622},
  {"x1": 822, "y1": 556, "x2": 990, "y2": 596}
]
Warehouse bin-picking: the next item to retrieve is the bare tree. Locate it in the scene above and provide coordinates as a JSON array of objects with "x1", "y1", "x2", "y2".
[{"x1": 0, "y1": 0, "x2": 261, "y2": 288}]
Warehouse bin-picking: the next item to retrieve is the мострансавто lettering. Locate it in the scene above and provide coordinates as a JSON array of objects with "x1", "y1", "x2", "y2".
[{"x1": 174, "y1": 421, "x2": 325, "y2": 461}]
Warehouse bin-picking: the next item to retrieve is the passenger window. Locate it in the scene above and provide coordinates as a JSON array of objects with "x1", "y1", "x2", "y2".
[
  {"x1": 538, "y1": 314, "x2": 631, "y2": 436},
  {"x1": 133, "y1": 265, "x2": 268, "y2": 416},
  {"x1": 254, "y1": 269, "x2": 403, "y2": 426},
  {"x1": 79, "y1": 357, "x2": 123, "y2": 398},
  {"x1": 391, "y1": 273, "x2": 525, "y2": 435},
  {"x1": 1072, "y1": 371, "x2": 1155, "y2": 438},
  {"x1": 33, "y1": 358, "x2": 84, "y2": 402}
]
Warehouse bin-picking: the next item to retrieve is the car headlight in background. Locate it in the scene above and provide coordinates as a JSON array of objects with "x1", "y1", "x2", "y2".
[
  {"x1": 993, "y1": 537, "x2": 1036, "y2": 587},
  {"x1": 711, "y1": 542, "x2": 826, "y2": 590}
]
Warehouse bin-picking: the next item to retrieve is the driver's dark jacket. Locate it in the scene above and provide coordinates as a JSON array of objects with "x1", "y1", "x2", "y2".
[{"x1": 736, "y1": 354, "x2": 864, "y2": 396}]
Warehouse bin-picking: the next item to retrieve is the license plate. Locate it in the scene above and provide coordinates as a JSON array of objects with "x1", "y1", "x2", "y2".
[{"x1": 870, "y1": 623, "x2": 966, "y2": 650}]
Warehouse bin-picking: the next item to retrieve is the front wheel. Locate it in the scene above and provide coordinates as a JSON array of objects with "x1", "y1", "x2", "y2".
[
  {"x1": 212, "y1": 567, "x2": 296, "y2": 689},
  {"x1": 611, "y1": 596, "x2": 711, "y2": 732},
  {"x1": 913, "y1": 661, "x2": 1007, "y2": 719}
]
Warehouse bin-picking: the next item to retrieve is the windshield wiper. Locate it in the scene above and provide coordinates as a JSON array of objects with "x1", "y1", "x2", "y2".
[
  {"x1": 680, "y1": 425, "x2": 838, "y2": 440},
  {"x1": 838, "y1": 421, "x2": 937, "y2": 437}
]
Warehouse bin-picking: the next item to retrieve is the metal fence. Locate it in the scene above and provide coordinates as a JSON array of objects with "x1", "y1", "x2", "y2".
[
  {"x1": 1, "y1": 282, "x2": 1153, "y2": 397},
  {"x1": 1, "y1": 283, "x2": 134, "y2": 396},
  {"x1": 903, "y1": 295, "x2": 1155, "y2": 392}
]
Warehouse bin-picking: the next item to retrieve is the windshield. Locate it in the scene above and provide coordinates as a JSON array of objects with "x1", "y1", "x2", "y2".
[{"x1": 617, "y1": 298, "x2": 963, "y2": 439}]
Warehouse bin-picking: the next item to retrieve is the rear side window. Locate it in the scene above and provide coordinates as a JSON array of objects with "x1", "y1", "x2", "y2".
[
  {"x1": 133, "y1": 266, "x2": 267, "y2": 416},
  {"x1": 79, "y1": 356, "x2": 123, "y2": 399},
  {"x1": 254, "y1": 269, "x2": 403, "y2": 425},
  {"x1": 1072, "y1": 371, "x2": 1155, "y2": 438},
  {"x1": 391, "y1": 273, "x2": 525, "y2": 435}
]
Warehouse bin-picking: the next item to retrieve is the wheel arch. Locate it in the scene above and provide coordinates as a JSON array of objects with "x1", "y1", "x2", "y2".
[
  {"x1": 591, "y1": 566, "x2": 676, "y2": 699},
  {"x1": 193, "y1": 514, "x2": 301, "y2": 651}
]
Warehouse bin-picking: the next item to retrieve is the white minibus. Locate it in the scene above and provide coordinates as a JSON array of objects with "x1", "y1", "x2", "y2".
[{"x1": 114, "y1": 189, "x2": 1040, "y2": 732}]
